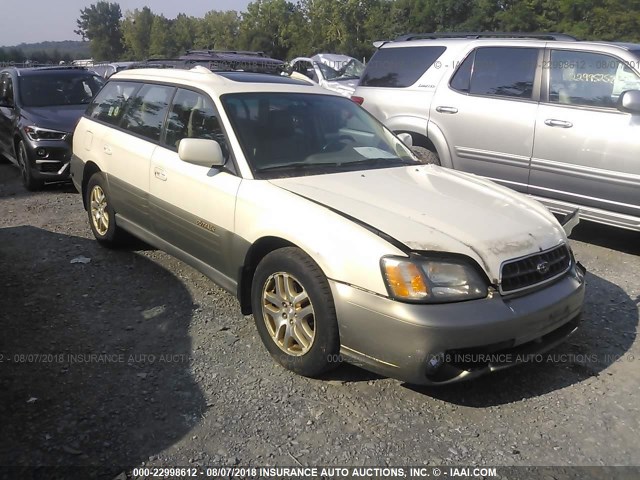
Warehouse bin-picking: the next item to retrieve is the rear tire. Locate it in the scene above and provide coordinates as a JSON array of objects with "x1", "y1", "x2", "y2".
[
  {"x1": 411, "y1": 146, "x2": 441, "y2": 165},
  {"x1": 251, "y1": 247, "x2": 340, "y2": 378},
  {"x1": 17, "y1": 140, "x2": 44, "y2": 191},
  {"x1": 86, "y1": 172, "x2": 126, "y2": 247}
]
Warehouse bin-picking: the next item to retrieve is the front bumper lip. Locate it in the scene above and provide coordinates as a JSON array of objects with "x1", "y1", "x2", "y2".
[
  {"x1": 332, "y1": 263, "x2": 586, "y2": 385},
  {"x1": 23, "y1": 137, "x2": 72, "y2": 180}
]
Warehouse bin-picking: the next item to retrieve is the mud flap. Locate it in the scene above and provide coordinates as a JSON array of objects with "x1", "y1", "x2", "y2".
[{"x1": 561, "y1": 208, "x2": 580, "y2": 236}]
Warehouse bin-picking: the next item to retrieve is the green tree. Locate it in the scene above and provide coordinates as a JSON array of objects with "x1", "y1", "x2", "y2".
[
  {"x1": 75, "y1": 1, "x2": 123, "y2": 60},
  {"x1": 172, "y1": 14, "x2": 197, "y2": 54},
  {"x1": 195, "y1": 10, "x2": 242, "y2": 50},
  {"x1": 149, "y1": 15, "x2": 176, "y2": 57},
  {"x1": 239, "y1": 0, "x2": 301, "y2": 58},
  {"x1": 121, "y1": 7, "x2": 155, "y2": 59}
]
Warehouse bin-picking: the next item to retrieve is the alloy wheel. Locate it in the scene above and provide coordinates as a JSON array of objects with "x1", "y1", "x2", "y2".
[
  {"x1": 90, "y1": 185, "x2": 110, "y2": 236},
  {"x1": 261, "y1": 272, "x2": 316, "y2": 356}
]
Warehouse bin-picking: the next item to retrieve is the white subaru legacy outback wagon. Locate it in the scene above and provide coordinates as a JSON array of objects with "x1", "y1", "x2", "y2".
[{"x1": 71, "y1": 66, "x2": 585, "y2": 385}]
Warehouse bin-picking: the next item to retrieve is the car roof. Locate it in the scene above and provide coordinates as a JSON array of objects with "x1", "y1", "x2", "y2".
[
  {"x1": 12, "y1": 66, "x2": 99, "y2": 77},
  {"x1": 378, "y1": 33, "x2": 640, "y2": 52},
  {"x1": 111, "y1": 66, "x2": 333, "y2": 95}
]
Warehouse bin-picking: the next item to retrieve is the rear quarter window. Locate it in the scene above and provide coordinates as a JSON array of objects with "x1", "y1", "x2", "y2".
[
  {"x1": 360, "y1": 46, "x2": 446, "y2": 88},
  {"x1": 86, "y1": 81, "x2": 142, "y2": 126}
]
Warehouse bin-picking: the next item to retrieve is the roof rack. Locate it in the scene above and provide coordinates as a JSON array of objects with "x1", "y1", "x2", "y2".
[
  {"x1": 184, "y1": 49, "x2": 268, "y2": 58},
  {"x1": 128, "y1": 55, "x2": 285, "y2": 75},
  {"x1": 17, "y1": 65, "x2": 89, "y2": 71},
  {"x1": 395, "y1": 32, "x2": 578, "y2": 42}
]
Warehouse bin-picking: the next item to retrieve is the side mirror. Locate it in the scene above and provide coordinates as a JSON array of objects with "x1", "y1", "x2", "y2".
[
  {"x1": 397, "y1": 132, "x2": 413, "y2": 147},
  {"x1": 617, "y1": 90, "x2": 640, "y2": 114},
  {"x1": 178, "y1": 138, "x2": 225, "y2": 168}
]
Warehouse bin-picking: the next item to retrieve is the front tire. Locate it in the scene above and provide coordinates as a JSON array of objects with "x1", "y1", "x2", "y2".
[
  {"x1": 86, "y1": 172, "x2": 126, "y2": 247},
  {"x1": 17, "y1": 140, "x2": 44, "y2": 191},
  {"x1": 251, "y1": 247, "x2": 340, "y2": 378}
]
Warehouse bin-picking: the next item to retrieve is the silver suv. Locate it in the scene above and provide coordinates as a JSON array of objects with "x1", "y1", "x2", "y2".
[{"x1": 353, "y1": 33, "x2": 640, "y2": 231}]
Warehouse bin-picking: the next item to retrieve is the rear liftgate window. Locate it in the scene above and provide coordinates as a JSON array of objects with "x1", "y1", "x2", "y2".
[{"x1": 360, "y1": 46, "x2": 446, "y2": 88}]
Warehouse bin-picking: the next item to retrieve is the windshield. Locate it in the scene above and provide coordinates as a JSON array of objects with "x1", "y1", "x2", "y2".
[
  {"x1": 338, "y1": 58, "x2": 365, "y2": 79},
  {"x1": 317, "y1": 62, "x2": 341, "y2": 80},
  {"x1": 19, "y1": 73, "x2": 105, "y2": 107},
  {"x1": 221, "y1": 92, "x2": 418, "y2": 179},
  {"x1": 316, "y1": 58, "x2": 365, "y2": 81}
]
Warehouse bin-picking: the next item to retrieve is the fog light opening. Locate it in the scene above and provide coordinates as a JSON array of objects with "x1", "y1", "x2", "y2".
[{"x1": 36, "y1": 148, "x2": 48, "y2": 158}]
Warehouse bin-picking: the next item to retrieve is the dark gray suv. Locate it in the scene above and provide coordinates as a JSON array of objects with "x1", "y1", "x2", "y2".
[{"x1": 0, "y1": 66, "x2": 104, "y2": 190}]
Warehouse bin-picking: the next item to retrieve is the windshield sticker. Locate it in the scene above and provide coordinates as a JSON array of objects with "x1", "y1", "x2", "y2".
[{"x1": 354, "y1": 147, "x2": 397, "y2": 159}]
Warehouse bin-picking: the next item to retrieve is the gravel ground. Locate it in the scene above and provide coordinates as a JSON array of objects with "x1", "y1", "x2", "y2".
[{"x1": 1, "y1": 162, "x2": 639, "y2": 479}]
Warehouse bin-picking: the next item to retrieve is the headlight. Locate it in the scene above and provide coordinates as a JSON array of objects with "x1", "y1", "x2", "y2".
[
  {"x1": 24, "y1": 126, "x2": 68, "y2": 141},
  {"x1": 381, "y1": 255, "x2": 488, "y2": 303}
]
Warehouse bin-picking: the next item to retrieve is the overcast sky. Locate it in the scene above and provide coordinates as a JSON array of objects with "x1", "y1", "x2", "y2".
[{"x1": 0, "y1": 0, "x2": 251, "y2": 47}]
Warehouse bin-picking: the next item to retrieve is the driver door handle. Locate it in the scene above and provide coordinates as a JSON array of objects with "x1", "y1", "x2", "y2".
[
  {"x1": 436, "y1": 106, "x2": 458, "y2": 114},
  {"x1": 154, "y1": 167, "x2": 167, "y2": 181},
  {"x1": 544, "y1": 119, "x2": 573, "y2": 128}
]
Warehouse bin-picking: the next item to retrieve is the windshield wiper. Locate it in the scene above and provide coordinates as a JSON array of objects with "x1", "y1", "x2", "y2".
[
  {"x1": 256, "y1": 157, "x2": 419, "y2": 174},
  {"x1": 255, "y1": 162, "x2": 317, "y2": 172},
  {"x1": 340, "y1": 157, "x2": 420, "y2": 167}
]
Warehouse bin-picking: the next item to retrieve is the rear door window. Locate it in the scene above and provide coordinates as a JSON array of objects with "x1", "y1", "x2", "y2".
[
  {"x1": 120, "y1": 84, "x2": 175, "y2": 142},
  {"x1": 451, "y1": 47, "x2": 539, "y2": 99},
  {"x1": 360, "y1": 46, "x2": 446, "y2": 88}
]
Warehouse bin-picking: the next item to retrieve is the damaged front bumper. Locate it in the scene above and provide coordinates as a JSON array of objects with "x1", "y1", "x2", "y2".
[{"x1": 333, "y1": 262, "x2": 586, "y2": 385}]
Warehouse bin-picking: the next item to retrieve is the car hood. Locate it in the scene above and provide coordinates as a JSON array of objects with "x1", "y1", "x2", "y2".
[
  {"x1": 269, "y1": 165, "x2": 566, "y2": 283},
  {"x1": 23, "y1": 105, "x2": 88, "y2": 133}
]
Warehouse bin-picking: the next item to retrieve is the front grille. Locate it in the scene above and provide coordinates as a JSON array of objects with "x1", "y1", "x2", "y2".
[
  {"x1": 39, "y1": 161, "x2": 63, "y2": 173},
  {"x1": 500, "y1": 244, "x2": 571, "y2": 294}
]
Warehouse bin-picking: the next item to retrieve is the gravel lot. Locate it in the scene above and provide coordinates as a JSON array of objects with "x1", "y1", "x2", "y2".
[{"x1": 1, "y1": 162, "x2": 639, "y2": 479}]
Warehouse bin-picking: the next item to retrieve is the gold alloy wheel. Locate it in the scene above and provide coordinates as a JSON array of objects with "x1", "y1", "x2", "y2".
[
  {"x1": 262, "y1": 272, "x2": 316, "y2": 356},
  {"x1": 90, "y1": 185, "x2": 110, "y2": 236}
]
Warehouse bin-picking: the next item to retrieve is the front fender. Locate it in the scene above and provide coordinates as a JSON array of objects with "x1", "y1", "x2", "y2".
[
  {"x1": 426, "y1": 120, "x2": 454, "y2": 169},
  {"x1": 384, "y1": 115, "x2": 429, "y2": 139},
  {"x1": 234, "y1": 180, "x2": 406, "y2": 296}
]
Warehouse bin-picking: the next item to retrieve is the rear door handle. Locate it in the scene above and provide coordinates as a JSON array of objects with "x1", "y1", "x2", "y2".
[
  {"x1": 436, "y1": 106, "x2": 458, "y2": 114},
  {"x1": 103, "y1": 144, "x2": 112, "y2": 155},
  {"x1": 154, "y1": 167, "x2": 167, "y2": 181},
  {"x1": 544, "y1": 119, "x2": 573, "y2": 128}
]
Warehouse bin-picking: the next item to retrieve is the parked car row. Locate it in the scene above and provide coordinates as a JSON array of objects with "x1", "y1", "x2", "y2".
[{"x1": 5, "y1": 33, "x2": 637, "y2": 385}]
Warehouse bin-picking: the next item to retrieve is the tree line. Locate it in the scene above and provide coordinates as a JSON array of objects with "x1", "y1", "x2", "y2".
[
  {"x1": 0, "y1": 40, "x2": 90, "y2": 65},
  {"x1": 8, "y1": 0, "x2": 640, "y2": 64}
]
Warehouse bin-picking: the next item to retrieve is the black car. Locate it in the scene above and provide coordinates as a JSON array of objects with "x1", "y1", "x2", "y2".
[{"x1": 0, "y1": 66, "x2": 104, "y2": 190}]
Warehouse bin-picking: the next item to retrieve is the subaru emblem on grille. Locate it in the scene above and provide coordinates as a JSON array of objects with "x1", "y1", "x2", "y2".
[{"x1": 537, "y1": 260, "x2": 550, "y2": 275}]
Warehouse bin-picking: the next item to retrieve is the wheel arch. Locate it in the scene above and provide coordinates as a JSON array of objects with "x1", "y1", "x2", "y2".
[
  {"x1": 388, "y1": 120, "x2": 454, "y2": 169},
  {"x1": 81, "y1": 162, "x2": 102, "y2": 210},
  {"x1": 238, "y1": 236, "x2": 317, "y2": 315},
  {"x1": 12, "y1": 133, "x2": 24, "y2": 161}
]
